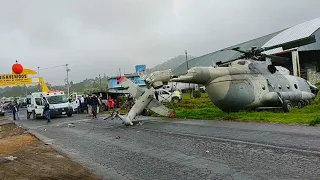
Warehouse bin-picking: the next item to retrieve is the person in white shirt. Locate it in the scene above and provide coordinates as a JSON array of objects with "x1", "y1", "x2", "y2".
[{"x1": 80, "y1": 96, "x2": 85, "y2": 112}]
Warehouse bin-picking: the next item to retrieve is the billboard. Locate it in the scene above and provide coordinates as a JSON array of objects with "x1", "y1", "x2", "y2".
[
  {"x1": 108, "y1": 75, "x2": 146, "y2": 89},
  {"x1": 135, "y1": 65, "x2": 146, "y2": 73},
  {"x1": 0, "y1": 73, "x2": 32, "y2": 86}
]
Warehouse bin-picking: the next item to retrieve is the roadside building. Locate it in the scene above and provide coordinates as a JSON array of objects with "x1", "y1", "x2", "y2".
[{"x1": 107, "y1": 74, "x2": 146, "y2": 95}]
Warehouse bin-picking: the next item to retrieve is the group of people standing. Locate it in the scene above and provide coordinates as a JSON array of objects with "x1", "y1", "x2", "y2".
[{"x1": 77, "y1": 94, "x2": 101, "y2": 118}]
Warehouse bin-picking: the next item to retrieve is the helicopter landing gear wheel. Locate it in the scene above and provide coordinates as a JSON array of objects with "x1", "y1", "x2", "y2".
[
  {"x1": 297, "y1": 101, "x2": 303, "y2": 109},
  {"x1": 282, "y1": 100, "x2": 293, "y2": 112},
  {"x1": 132, "y1": 121, "x2": 141, "y2": 126}
]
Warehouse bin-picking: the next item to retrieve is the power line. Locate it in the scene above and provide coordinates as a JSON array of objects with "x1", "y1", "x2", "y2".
[{"x1": 39, "y1": 64, "x2": 66, "y2": 70}]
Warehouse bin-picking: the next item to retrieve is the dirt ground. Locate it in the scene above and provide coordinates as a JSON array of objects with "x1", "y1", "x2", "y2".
[{"x1": 0, "y1": 123, "x2": 102, "y2": 180}]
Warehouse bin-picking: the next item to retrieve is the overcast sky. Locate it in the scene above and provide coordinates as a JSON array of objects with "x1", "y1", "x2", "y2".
[{"x1": 0, "y1": 0, "x2": 320, "y2": 85}]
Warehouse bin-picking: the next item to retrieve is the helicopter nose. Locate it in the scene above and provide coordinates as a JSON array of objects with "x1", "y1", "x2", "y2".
[
  {"x1": 310, "y1": 85, "x2": 319, "y2": 95},
  {"x1": 313, "y1": 87, "x2": 319, "y2": 95}
]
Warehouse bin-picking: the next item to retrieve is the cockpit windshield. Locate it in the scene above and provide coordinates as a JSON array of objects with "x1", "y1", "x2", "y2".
[{"x1": 46, "y1": 95, "x2": 68, "y2": 104}]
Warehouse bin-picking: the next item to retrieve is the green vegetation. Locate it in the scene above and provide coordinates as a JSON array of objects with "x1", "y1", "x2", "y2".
[
  {"x1": 192, "y1": 90, "x2": 201, "y2": 98},
  {"x1": 165, "y1": 92, "x2": 320, "y2": 125}
]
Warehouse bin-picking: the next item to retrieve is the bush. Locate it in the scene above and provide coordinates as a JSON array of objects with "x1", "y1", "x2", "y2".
[
  {"x1": 117, "y1": 95, "x2": 128, "y2": 108},
  {"x1": 193, "y1": 90, "x2": 201, "y2": 98},
  {"x1": 309, "y1": 117, "x2": 320, "y2": 126}
]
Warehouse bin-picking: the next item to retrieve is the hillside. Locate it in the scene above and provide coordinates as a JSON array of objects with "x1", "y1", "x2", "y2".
[
  {"x1": 146, "y1": 55, "x2": 196, "y2": 73},
  {"x1": 0, "y1": 76, "x2": 108, "y2": 98}
]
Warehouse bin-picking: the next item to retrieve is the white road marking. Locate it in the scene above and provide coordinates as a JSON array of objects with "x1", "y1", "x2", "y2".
[{"x1": 32, "y1": 118, "x2": 93, "y2": 129}]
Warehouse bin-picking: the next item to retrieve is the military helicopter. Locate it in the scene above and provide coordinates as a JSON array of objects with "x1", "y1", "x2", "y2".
[{"x1": 171, "y1": 36, "x2": 319, "y2": 112}]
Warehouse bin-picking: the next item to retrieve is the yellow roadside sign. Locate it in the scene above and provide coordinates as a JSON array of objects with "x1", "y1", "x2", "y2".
[{"x1": 0, "y1": 73, "x2": 33, "y2": 86}]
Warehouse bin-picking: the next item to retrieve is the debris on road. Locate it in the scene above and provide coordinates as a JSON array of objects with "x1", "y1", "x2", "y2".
[
  {"x1": 3, "y1": 156, "x2": 17, "y2": 161},
  {"x1": 68, "y1": 123, "x2": 75, "y2": 128}
]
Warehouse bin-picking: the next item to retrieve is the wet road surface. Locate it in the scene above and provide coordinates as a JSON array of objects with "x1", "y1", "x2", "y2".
[{"x1": 11, "y1": 111, "x2": 320, "y2": 180}]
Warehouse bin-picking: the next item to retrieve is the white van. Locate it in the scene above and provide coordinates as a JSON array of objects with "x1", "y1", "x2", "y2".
[{"x1": 27, "y1": 91, "x2": 73, "y2": 119}]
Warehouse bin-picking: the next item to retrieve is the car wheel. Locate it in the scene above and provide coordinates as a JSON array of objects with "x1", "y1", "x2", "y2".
[{"x1": 172, "y1": 97, "x2": 179, "y2": 104}]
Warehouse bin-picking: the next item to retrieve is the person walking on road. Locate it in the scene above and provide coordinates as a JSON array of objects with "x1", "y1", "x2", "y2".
[
  {"x1": 91, "y1": 94, "x2": 100, "y2": 119},
  {"x1": 12, "y1": 103, "x2": 20, "y2": 121},
  {"x1": 43, "y1": 97, "x2": 51, "y2": 123}
]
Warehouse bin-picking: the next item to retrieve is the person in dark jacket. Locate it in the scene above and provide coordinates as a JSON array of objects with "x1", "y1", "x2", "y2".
[
  {"x1": 91, "y1": 95, "x2": 100, "y2": 118},
  {"x1": 43, "y1": 97, "x2": 50, "y2": 122},
  {"x1": 12, "y1": 103, "x2": 19, "y2": 120}
]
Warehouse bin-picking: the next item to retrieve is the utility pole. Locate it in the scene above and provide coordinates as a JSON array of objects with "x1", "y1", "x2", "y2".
[
  {"x1": 99, "y1": 74, "x2": 101, "y2": 91},
  {"x1": 185, "y1": 50, "x2": 189, "y2": 70},
  {"x1": 66, "y1": 64, "x2": 70, "y2": 97},
  {"x1": 37, "y1": 66, "x2": 40, "y2": 91},
  {"x1": 25, "y1": 85, "x2": 28, "y2": 96},
  {"x1": 185, "y1": 50, "x2": 192, "y2": 97}
]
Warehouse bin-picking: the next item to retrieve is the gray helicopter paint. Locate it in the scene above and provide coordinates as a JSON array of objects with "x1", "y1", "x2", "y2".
[
  {"x1": 213, "y1": 78, "x2": 255, "y2": 112},
  {"x1": 171, "y1": 59, "x2": 318, "y2": 112}
]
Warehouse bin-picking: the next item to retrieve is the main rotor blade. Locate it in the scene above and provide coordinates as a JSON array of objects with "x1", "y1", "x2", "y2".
[
  {"x1": 221, "y1": 47, "x2": 248, "y2": 54},
  {"x1": 263, "y1": 54, "x2": 290, "y2": 64},
  {"x1": 263, "y1": 35, "x2": 316, "y2": 52}
]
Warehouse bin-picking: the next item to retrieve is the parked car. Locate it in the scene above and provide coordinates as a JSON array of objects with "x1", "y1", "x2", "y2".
[
  {"x1": 0, "y1": 104, "x2": 5, "y2": 116},
  {"x1": 199, "y1": 86, "x2": 206, "y2": 93},
  {"x1": 156, "y1": 89, "x2": 181, "y2": 103}
]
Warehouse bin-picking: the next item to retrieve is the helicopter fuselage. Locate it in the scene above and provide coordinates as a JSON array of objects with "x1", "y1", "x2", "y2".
[{"x1": 172, "y1": 59, "x2": 318, "y2": 112}]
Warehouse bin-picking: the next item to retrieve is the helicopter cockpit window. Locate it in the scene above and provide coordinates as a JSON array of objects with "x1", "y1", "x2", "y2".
[
  {"x1": 267, "y1": 65, "x2": 277, "y2": 74},
  {"x1": 261, "y1": 84, "x2": 265, "y2": 90},
  {"x1": 237, "y1": 61, "x2": 246, "y2": 65},
  {"x1": 219, "y1": 63, "x2": 230, "y2": 67},
  {"x1": 286, "y1": 84, "x2": 290, "y2": 89},
  {"x1": 294, "y1": 84, "x2": 298, "y2": 89}
]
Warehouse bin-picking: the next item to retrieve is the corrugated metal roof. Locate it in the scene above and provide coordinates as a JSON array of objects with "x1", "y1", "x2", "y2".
[
  {"x1": 173, "y1": 31, "x2": 282, "y2": 75},
  {"x1": 173, "y1": 17, "x2": 320, "y2": 76},
  {"x1": 263, "y1": 17, "x2": 320, "y2": 54}
]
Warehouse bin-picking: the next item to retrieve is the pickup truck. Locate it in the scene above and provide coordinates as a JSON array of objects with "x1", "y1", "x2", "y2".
[{"x1": 156, "y1": 89, "x2": 181, "y2": 103}]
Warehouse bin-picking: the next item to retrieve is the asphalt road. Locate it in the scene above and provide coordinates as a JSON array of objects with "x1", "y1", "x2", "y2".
[{"x1": 8, "y1": 110, "x2": 320, "y2": 180}]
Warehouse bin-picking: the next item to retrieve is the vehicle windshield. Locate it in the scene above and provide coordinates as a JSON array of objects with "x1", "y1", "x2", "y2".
[{"x1": 46, "y1": 95, "x2": 68, "y2": 104}]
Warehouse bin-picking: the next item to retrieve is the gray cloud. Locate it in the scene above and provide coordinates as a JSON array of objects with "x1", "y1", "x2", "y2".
[{"x1": 0, "y1": 0, "x2": 319, "y2": 85}]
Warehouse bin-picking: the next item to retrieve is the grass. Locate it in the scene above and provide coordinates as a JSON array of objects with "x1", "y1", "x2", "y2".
[
  {"x1": 100, "y1": 89, "x2": 320, "y2": 126},
  {"x1": 163, "y1": 92, "x2": 320, "y2": 125}
]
